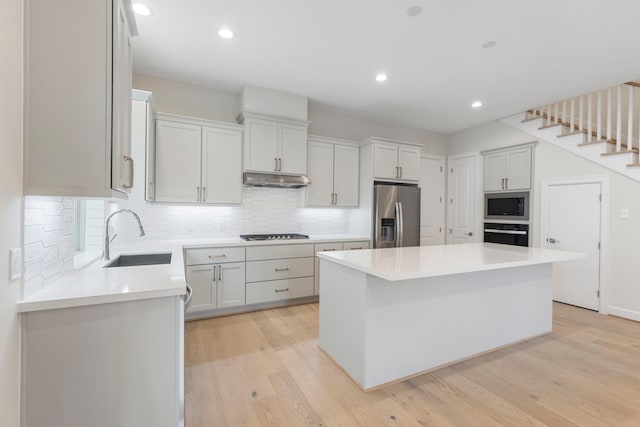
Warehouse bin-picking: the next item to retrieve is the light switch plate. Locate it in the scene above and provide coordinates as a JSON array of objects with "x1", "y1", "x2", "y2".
[
  {"x1": 621, "y1": 209, "x2": 630, "y2": 219},
  {"x1": 9, "y1": 248, "x2": 21, "y2": 280}
]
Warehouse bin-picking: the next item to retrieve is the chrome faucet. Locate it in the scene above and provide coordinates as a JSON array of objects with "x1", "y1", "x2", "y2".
[{"x1": 103, "y1": 209, "x2": 146, "y2": 260}]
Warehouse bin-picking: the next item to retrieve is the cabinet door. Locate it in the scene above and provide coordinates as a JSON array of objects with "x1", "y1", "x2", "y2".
[
  {"x1": 314, "y1": 242, "x2": 343, "y2": 295},
  {"x1": 504, "y1": 147, "x2": 532, "y2": 190},
  {"x1": 373, "y1": 143, "x2": 399, "y2": 179},
  {"x1": 333, "y1": 144, "x2": 359, "y2": 207},
  {"x1": 483, "y1": 152, "x2": 506, "y2": 192},
  {"x1": 419, "y1": 157, "x2": 445, "y2": 246},
  {"x1": 216, "y1": 262, "x2": 246, "y2": 308},
  {"x1": 111, "y1": 0, "x2": 134, "y2": 193},
  {"x1": 201, "y1": 126, "x2": 242, "y2": 204},
  {"x1": 243, "y1": 118, "x2": 279, "y2": 173},
  {"x1": 155, "y1": 120, "x2": 202, "y2": 203},
  {"x1": 398, "y1": 147, "x2": 420, "y2": 181},
  {"x1": 186, "y1": 265, "x2": 216, "y2": 313},
  {"x1": 278, "y1": 123, "x2": 308, "y2": 174},
  {"x1": 305, "y1": 141, "x2": 334, "y2": 206}
]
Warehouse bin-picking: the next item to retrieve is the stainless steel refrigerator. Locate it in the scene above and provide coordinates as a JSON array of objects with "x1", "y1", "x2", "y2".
[{"x1": 373, "y1": 183, "x2": 421, "y2": 248}]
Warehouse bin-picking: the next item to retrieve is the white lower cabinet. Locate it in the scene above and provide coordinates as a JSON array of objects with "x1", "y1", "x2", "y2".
[
  {"x1": 314, "y1": 240, "x2": 370, "y2": 294},
  {"x1": 246, "y1": 277, "x2": 314, "y2": 304},
  {"x1": 185, "y1": 247, "x2": 246, "y2": 314}
]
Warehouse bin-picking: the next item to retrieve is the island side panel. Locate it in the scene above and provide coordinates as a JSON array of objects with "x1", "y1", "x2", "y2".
[
  {"x1": 361, "y1": 263, "x2": 553, "y2": 390},
  {"x1": 318, "y1": 259, "x2": 367, "y2": 387}
]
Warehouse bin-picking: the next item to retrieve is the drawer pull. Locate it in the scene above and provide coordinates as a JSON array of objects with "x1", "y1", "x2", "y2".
[
  {"x1": 274, "y1": 268, "x2": 290, "y2": 272},
  {"x1": 350, "y1": 247, "x2": 363, "y2": 250},
  {"x1": 322, "y1": 248, "x2": 337, "y2": 251},
  {"x1": 209, "y1": 254, "x2": 227, "y2": 259},
  {"x1": 274, "y1": 288, "x2": 290, "y2": 293}
]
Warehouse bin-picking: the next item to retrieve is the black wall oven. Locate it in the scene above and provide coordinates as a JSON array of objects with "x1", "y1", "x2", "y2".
[
  {"x1": 484, "y1": 223, "x2": 529, "y2": 247},
  {"x1": 484, "y1": 192, "x2": 529, "y2": 221}
]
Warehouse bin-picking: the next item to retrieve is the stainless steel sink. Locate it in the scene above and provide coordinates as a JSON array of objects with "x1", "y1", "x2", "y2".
[{"x1": 103, "y1": 253, "x2": 172, "y2": 268}]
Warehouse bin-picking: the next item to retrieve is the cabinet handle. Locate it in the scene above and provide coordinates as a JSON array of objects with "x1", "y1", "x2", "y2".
[
  {"x1": 123, "y1": 155, "x2": 134, "y2": 189},
  {"x1": 274, "y1": 288, "x2": 290, "y2": 293},
  {"x1": 278, "y1": 158, "x2": 282, "y2": 172},
  {"x1": 349, "y1": 247, "x2": 363, "y2": 250},
  {"x1": 505, "y1": 178, "x2": 508, "y2": 189},
  {"x1": 202, "y1": 187, "x2": 206, "y2": 202},
  {"x1": 334, "y1": 193, "x2": 338, "y2": 205},
  {"x1": 212, "y1": 265, "x2": 217, "y2": 283},
  {"x1": 208, "y1": 254, "x2": 227, "y2": 259},
  {"x1": 399, "y1": 166, "x2": 403, "y2": 178},
  {"x1": 218, "y1": 265, "x2": 222, "y2": 281},
  {"x1": 275, "y1": 157, "x2": 278, "y2": 171},
  {"x1": 322, "y1": 248, "x2": 337, "y2": 251},
  {"x1": 197, "y1": 186, "x2": 201, "y2": 202},
  {"x1": 275, "y1": 268, "x2": 290, "y2": 272},
  {"x1": 501, "y1": 178, "x2": 505, "y2": 190},
  {"x1": 395, "y1": 166, "x2": 399, "y2": 178}
]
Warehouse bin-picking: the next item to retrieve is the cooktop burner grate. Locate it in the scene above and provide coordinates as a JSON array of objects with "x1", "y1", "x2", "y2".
[{"x1": 239, "y1": 233, "x2": 310, "y2": 241}]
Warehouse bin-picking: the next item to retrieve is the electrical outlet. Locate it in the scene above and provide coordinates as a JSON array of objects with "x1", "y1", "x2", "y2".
[
  {"x1": 9, "y1": 248, "x2": 21, "y2": 280},
  {"x1": 621, "y1": 209, "x2": 630, "y2": 219}
]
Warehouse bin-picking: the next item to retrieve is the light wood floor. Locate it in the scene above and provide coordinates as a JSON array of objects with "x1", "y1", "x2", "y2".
[{"x1": 185, "y1": 302, "x2": 640, "y2": 426}]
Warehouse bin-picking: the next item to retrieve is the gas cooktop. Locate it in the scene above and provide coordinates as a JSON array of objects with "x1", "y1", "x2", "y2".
[{"x1": 239, "y1": 233, "x2": 309, "y2": 241}]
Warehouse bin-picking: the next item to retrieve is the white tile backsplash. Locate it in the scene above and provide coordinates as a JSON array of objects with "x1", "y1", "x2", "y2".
[
  {"x1": 23, "y1": 196, "x2": 76, "y2": 297},
  {"x1": 109, "y1": 186, "x2": 351, "y2": 243}
]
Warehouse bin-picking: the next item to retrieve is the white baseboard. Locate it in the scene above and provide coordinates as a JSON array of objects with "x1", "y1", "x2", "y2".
[{"x1": 608, "y1": 305, "x2": 640, "y2": 322}]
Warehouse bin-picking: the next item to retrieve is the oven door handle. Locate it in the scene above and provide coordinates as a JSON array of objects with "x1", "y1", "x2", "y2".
[{"x1": 484, "y1": 229, "x2": 527, "y2": 235}]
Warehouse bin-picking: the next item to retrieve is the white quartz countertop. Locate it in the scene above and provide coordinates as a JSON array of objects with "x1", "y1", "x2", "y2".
[
  {"x1": 317, "y1": 243, "x2": 584, "y2": 281},
  {"x1": 18, "y1": 235, "x2": 369, "y2": 313}
]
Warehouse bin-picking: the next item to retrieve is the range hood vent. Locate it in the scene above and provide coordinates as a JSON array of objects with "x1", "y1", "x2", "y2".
[{"x1": 243, "y1": 172, "x2": 311, "y2": 188}]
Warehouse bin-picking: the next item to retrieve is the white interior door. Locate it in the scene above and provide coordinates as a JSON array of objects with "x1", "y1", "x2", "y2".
[
  {"x1": 419, "y1": 156, "x2": 445, "y2": 245},
  {"x1": 544, "y1": 182, "x2": 601, "y2": 310},
  {"x1": 448, "y1": 154, "x2": 475, "y2": 244}
]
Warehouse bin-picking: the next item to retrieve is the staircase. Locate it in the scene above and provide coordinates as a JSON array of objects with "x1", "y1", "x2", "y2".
[{"x1": 500, "y1": 82, "x2": 640, "y2": 182}]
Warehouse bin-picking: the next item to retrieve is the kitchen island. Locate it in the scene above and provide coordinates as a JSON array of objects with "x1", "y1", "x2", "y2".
[{"x1": 317, "y1": 243, "x2": 581, "y2": 390}]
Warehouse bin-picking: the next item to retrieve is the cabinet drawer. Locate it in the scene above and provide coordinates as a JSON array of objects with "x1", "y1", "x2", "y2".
[
  {"x1": 315, "y1": 242, "x2": 343, "y2": 254},
  {"x1": 343, "y1": 241, "x2": 370, "y2": 250},
  {"x1": 246, "y1": 243, "x2": 314, "y2": 261},
  {"x1": 185, "y1": 247, "x2": 245, "y2": 265},
  {"x1": 246, "y1": 277, "x2": 314, "y2": 304},
  {"x1": 246, "y1": 257, "x2": 314, "y2": 283}
]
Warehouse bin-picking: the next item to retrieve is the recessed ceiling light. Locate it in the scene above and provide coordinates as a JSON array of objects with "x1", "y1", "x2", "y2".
[
  {"x1": 406, "y1": 6, "x2": 423, "y2": 16},
  {"x1": 471, "y1": 101, "x2": 483, "y2": 108},
  {"x1": 375, "y1": 73, "x2": 388, "y2": 82},
  {"x1": 481, "y1": 40, "x2": 496, "y2": 49},
  {"x1": 132, "y1": 3, "x2": 151, "y2": 16},
  {"x1": 218, "y1": 28, "x2": 234, "y2": 39}
]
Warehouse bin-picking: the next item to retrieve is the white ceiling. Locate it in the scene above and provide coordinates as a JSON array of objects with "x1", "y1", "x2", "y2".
[{"x1": 132, "y1": 0, "x2": 640, "y2": 134}]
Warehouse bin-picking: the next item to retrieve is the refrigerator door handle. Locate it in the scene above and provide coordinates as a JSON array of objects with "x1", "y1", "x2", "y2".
[
  {"x1": 398, "y1": 202, "x2": 404, "y2": 247},
  {"x1": 394, "y1": 202, "x2": 400, "y2": 247}
]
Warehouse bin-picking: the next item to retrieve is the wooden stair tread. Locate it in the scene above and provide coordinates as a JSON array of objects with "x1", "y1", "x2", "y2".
[
  {"x1": 601, "y1": 149, "x2": 637, "y2": 156},
  {"x1": 538, "y1": 122, "x2": 564, "y2": 130},
  {"x1": 626, "y1": 162, "x2": 640, "y2": 167},
  {"x1": 521, "y1": 116, "x2": 543, "y2": 123},
  {"x1": 557, "y1": 131, "x2": 585, "y2": 138}
]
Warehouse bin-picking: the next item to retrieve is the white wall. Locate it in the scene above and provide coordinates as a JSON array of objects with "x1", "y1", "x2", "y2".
[
  {"x1": 133, "y1": 73, "x2": 447, "y2": 155},
  {"x1": 447, "y1": 120, "x2": 640, "y2": 320},
  {"x1": 0, "y1": 0, "x2": 23, "y2": 424}
]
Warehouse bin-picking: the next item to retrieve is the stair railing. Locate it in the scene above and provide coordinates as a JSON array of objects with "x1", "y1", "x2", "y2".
[{"x1": 528, "y1": 82, "x2": 640, "y2": 158}]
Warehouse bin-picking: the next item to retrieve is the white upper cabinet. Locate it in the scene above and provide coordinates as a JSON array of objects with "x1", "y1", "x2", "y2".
[
  {"x1": 367, "y1": 138, "x2": 422, "y2": 182},
  {"x1": 482, "y1": 144, "x2": 534, "y2": 192},
  {"x1": 201, "y1": 126, "x2": 242, "y2": 204},
  {"x1": 155, "y1": 120, "x2": 202, "y2": 203},
  {"x1": 154, "y1": 115, "x2": 242, "y2": 204},
  {"x1": 305, "y1": 136, "x2": 359, "y2": 207},
  {"x1": 24, "y1": 0, "x2": 137, "y2": 197},
  {"x1": 239, "y1": 112, "x2": 309, "y2": 175}
]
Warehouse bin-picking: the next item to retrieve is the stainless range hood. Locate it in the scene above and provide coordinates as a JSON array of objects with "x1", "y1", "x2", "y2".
[{"x1": 243, "y1": 172, "x2": 311, "y2": 188}]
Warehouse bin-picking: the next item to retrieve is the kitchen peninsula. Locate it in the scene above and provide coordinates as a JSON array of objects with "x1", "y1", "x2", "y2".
[{"x1": 317, "y1": 243, "x2": 581, "y2": 390}]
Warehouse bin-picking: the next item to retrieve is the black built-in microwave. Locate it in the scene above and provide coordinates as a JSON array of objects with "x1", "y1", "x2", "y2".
[{"x1": 484, "y1": 192, "x2": 529, "y2": 221}]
